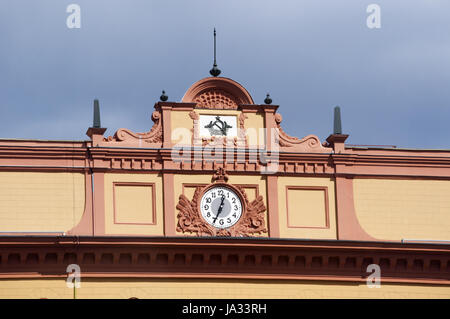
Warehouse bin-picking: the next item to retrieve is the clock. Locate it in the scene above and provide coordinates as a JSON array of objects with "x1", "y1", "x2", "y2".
[
  {"x1": 200, "y1": 185, "x2": 243, "y2": 229},
  {"x1": 176, "y1": 168, "x2": 268, "y2": 237}
]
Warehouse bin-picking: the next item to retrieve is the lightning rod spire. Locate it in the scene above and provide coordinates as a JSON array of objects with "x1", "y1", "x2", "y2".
[{"x1": 209, "y1": 28, "x2": 221, "y2": 77}]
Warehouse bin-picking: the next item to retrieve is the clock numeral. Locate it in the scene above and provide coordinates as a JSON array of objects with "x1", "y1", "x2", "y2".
[{"x1": 201, "y1": 187, "x2": 242, "y2": 229}]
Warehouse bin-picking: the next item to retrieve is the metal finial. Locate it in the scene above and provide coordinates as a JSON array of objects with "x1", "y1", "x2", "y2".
[
  {"x1": 333, "y1": 106, "x2": 342, "y2": 134},
  {"x1": 160, "y1": 90, "x2": 168, "y2": 102},
  {"x1": 264, "y1": 93, "x2": 272, "y2": 105},
  {"x1": 213, "y1": 28, "x2": 217, "y2": 64},
  {"x1": 209, "y1": 28, "x2": 221, "y2": 77},
  {"x1": 93, "y1": 99, "x2": 101, "y2": 128}
]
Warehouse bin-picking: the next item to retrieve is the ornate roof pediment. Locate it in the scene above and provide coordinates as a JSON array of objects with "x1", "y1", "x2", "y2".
[{"x1": 182, "y1": 77, "x2": 254, "y2": 109}]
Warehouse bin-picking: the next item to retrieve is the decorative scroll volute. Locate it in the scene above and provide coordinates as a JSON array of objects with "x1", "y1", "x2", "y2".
[
  {"x1": 176, "y1": 168, "x2": 268, "y2": 237},
  {"x1": 176, "y1": 188, "x2": 215, "y2": 236},
  {"x1": 104, "y1": 111, "x2": 163, "y2": 144},
  {"x1": 274, "y1": 113, "x2": 332, "y2": 153}
]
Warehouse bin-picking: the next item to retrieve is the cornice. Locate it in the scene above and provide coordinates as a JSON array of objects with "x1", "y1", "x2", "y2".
[
  {"x1": 1, "y1": 142, "x2": 450, "y2": 178},
  {"x1": 0, "y1": 237, "x2": 448, "y2": 285}
]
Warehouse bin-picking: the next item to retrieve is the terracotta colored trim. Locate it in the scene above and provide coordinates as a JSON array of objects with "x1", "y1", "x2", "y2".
[
  {"x1": 0, "y1": 273, "x2": 448, "y2": 286},
  {"x1": 263, "y1": 110, "x2": 276, "y2": 151},
  {"x1": 92, "y1": 172, "x2": 106, "y2": 236},
  {"x1": 285, "y1": 186, "x2": 330, "y2": 229},
  {"x1": 239, "y1": 105, "x2": 259, "y2": 113},
  {"x1": 326, "y1": 134, "x2": 349, "y2": 153},
  {"x1": 261, "y1": 105, "x2": 279, "y2": 113},
  {"x1": 0, "y1": 145, "x2": 88, "y2": 169},
  {"x1": 3, "y1": 143, "x2": 450, "y2": 180},
  {"x1": 86, "y1": 127, "x2": 107, "y2": 147},
  {"x1": 182, "y1": 183, "x2": 206, "y2": 194},
  {"x1": 0, "y1": 236, "x2": 448, "y2": 285},
  {"x1": 153, "y1": 101, "x2": 197, "y2": 112},
  {"x1": 335, "y1": 176, "x2": 378, "y2": 241},
  {"x1": 0, "y1": 140, "x2": 87, "y2": 147},
  {"x1": 182, "y1": 77, "x2": 254, "y2": 105},
  {"x1": 0, "y1": 232, "x2": 65, "y2": 236},
  {"x1": 163, "y1": 173, "x2": 176, "y2": 236},
  {"x1": 154, "y1": 102, "x2": 197, "y2": 110},
  {"x1": 67, "y1": 171, "x2": 94, "y2": 236},
  {"x1": 112, "y1": 182, "x2": 156, "y2": 226},
  {"x1": 235, "y1": 184, "x2": 259, "y2": 197},
  {"x1": 275, "y1": 114, "x2": 333, "y2": 153},
  {"x1": 182, "y1": 183, "x2": 259, "y2": 197},
  {"x1": 336, "y1": 164, "x2": 450, "y2": 178},
  {"x1": 161, "y1": 106, "x2": 172, "y2": 149},
  {"x1": 101, "y1": 111, "x2": 163, "y2": 148},
  {"x1": 266, "y1": 175, "x2": 280, "y2": 238},
  {"x1": 352, "y1": 175, "x2": 450, "y2": 181},
  {"x1": 177, "y1": 182, "x2": 265, "y2": 237}
]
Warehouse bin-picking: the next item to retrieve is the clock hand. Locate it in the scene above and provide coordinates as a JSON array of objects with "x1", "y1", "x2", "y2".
[{"x1": 213, "y1": 195, "x2": 226, "y2": 224}]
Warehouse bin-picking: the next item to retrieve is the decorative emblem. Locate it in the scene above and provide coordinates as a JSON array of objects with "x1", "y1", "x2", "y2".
[
  {"x1": 204, "y1": 116, "x2": 232, "y2": 136},
  {"x1": 176, "y1": 168, "x2": 267, "y2": 237},
  {"x1": 211, "y1": 167, "x2": 228, "y2": 183}
]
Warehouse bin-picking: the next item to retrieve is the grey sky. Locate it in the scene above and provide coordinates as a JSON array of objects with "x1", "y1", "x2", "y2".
[{"x1": 1, "y1": 0, "x2": 449, "y2": 148}]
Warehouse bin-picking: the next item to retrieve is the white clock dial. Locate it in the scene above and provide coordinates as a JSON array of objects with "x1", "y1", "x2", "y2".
[{"x1": 200, "y1": 186, "x2": 243, "y2": 229}]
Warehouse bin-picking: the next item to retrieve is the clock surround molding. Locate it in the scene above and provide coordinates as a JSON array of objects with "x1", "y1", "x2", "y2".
[{"x1": 176, "y1": 169, "x2": 267, "y2": 237}]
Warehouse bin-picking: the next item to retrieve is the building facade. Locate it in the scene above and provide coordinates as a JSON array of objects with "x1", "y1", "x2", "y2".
[{"x1": 0, "y1": 76, "x2": 449, "y2": 298}]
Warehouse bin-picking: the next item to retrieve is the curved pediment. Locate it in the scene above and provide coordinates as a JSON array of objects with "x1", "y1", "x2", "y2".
[{"x1": 181, "y1": 77, "x2": 254, "y2": 109}]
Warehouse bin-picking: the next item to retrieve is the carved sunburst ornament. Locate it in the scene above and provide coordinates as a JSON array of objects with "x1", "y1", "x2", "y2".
[{"x1": 176, "y1": 168, "x2": 267, "y2": 237}]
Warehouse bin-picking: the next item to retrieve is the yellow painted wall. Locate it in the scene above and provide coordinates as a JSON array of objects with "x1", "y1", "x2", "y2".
[
  {"x1": 0, "y1": 278, "x2": 448, "y2": 299},
  {"x1": 104, "y1": 173, "x2": 164, "y2": 236},
  {"x1": 0, "y1": 279, "x2": 73, "y2": 299},
  {"x1": 243, "y1": 112, "x2": 265, "y2": 148},
  {"x1": 0, "y1": 172, "x2": 85, "y2": 232},
  {"x1": 171, "y1": 110, "x2": 193, "y2": 144},
  {"x1": 174, "y1": 174, "x2": 268, "y2": 236},
  {"x1": 354, "y1": 179, "x2": 450, "y2": 241},
  {"x1": 277, "y1": 177, "x2": 337, "y2": 239}
]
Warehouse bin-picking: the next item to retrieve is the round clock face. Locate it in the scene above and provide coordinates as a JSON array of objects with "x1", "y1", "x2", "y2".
[{"x1": 200, "y1": 186, "x2": 243, "y2": 229}]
